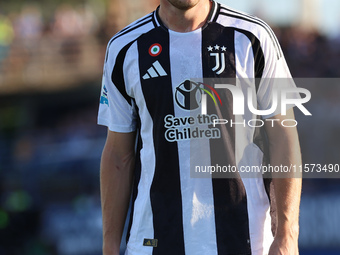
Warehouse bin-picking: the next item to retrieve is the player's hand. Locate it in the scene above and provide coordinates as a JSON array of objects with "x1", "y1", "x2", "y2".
[{"x1": 268, "y1": 235, "x2": 299, "y2": 255}]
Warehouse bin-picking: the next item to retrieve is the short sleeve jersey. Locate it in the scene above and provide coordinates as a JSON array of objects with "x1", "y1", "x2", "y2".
[{"x1": 98, "y1": 2, "x2": 297, "y2": 255}]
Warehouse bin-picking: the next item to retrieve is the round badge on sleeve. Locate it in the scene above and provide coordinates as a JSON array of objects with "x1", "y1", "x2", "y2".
[{"x1": 149, "y1": 43, "x2": 162, "y2": 57}]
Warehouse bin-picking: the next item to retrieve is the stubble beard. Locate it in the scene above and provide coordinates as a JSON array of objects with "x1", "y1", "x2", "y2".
[{"x1": 166, "y1": 0, "x2": 201, "y2": 10}]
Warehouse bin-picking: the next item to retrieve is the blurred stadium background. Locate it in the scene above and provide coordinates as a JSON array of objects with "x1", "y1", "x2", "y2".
[{"x1": 0, "y1": 0, "x2": 339, "y2": 254}]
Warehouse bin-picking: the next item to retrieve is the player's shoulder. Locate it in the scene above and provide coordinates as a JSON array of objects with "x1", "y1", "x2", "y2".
[
  {"x1": 215, "y1": 2, "x2": 282, "y2": 59},
  {"x1": 215, "y1": 2, "x2": 274, "y2": 37},
  {"x1": 105, "y1": 11, "x2": 158, "y2": 62}
]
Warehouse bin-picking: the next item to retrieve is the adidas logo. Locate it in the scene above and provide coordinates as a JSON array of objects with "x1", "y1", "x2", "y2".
[{"x1": 142, "y1": 61, "x2": 167, "y2": 80}]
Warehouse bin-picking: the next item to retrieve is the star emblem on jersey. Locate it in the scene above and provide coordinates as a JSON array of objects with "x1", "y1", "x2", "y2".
[
  {"x1": 149, "y1": 43, "x2": 162, "y2": 57},
  {"x1": 207, "y1": 44, "x2": 227, "y2": 75},
  {"x1": 142, "y1": 60, "x2": 167, "y2": 80}
]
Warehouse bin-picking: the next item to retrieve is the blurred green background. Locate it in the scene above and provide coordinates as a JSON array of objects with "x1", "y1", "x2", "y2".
[{"x1": 0, "y1": 0, "x2": 340, "y2": 254}]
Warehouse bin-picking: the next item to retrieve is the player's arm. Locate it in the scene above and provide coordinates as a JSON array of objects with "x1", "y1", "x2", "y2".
[
  {"x1": 100, "y1": 130, "x2": 136, "y2": 255},
  {"x1": 264, "y1": 108, "x2": 302, "y2": 255}
]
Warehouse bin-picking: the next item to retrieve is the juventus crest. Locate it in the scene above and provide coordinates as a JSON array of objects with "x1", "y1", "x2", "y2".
[{"x1": 207, "y1": 44, "x2": 227, "y2": 75}]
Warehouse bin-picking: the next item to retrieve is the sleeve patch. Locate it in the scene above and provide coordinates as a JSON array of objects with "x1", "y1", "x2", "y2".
[{"x1": 100, "y1": 84, "x2": 109, "y2": 106}]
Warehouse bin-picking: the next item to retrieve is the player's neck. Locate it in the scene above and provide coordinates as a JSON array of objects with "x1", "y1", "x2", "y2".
[{"x1": 158, "y1": 0, "x2": 212, "y2": 33}]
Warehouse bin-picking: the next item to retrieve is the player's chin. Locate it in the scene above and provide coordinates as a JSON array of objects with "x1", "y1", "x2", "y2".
[{"x1": 167, "y1": 0, "x2": 201, "y2": 10}]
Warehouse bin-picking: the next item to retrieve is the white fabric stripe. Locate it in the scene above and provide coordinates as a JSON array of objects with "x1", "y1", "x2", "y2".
[
  {"x1": 169, "y1": 29, "x2": 218, "y2": 255},
  {"x1": 216, "y1": 11, "x2": 281, "y2": 60},
  {"x1": 234, "y1": 30, "x2": 273, "y2": 255},
  {"x1": 124, "y1": 42, "x2": 154, "y2": 255},
  {"x1": 209, "y1": 1, "x2": 219, "y2": 22},
  {"x1": 105, "y1": 22, "x2": 155, "y2": 67},
  {"x1": 153, "y1": 11, "x2": 160, "y2": 26},
  {"x1": 219, "y1": 9, "x2": 282, "y2": 59},
  {"x1": 219, "y1": 5, "x2": 282, "y2": 57},
  {"x1": 111, "y1": 14, "x2": 153, "y2": 41}
]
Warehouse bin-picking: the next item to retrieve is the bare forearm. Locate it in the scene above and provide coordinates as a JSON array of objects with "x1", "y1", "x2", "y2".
[
  {"x1": 265, "y1": 109, "x2": 302, "y2": 237},
  {"x1": 268, "y1": 135, "x2": 302, "y2": 255},
  {"x1": 100, "y1": 131, "x2": 135, "y2": 255},
  {"x1": 269, "y1": 129, "x2": 302, "y2": 237},
  {"x1": 272, "y1": 177, "x2": 301, "y2": 238}
]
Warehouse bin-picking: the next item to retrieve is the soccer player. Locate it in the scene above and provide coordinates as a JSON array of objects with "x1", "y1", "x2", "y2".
[{"x1": 98, "y1": 0, "x2": 302, "y2": 254}]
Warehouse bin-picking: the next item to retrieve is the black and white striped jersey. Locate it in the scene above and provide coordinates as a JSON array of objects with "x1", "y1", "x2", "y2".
[{"x1": 98, "y1": 1, "x2": 296, "y2": 254}]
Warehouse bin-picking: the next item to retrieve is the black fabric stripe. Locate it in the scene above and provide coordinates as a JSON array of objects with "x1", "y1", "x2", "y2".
[
  {"x1": 233, "y1": 25, "x2": 275, "y2": 240},
  {"x1": 154, "y1": 7, "x2": 168, "y2": 32},
  {"x1": 138, "y1": 27, "x2": 185, "y2": 255},
  {"x1": 220, "y1": 6, "x2": 280, "y2": 49},
  {"x1": 105, "y1": 17, "x2": 154, "y2": 62},
  {"x1": 225, "y1": 7, "x2": 282, "y2": 60},
  {"x1": 151, "y1": 11, "x2": 158, "y2": 27},
  {"x1": 111, "y1": 41, "x2": 135, "y2": 106},
  {"x1": 107, "y1": 19, "x2": 153, "y2": 50},
  {"x1": 237, "y1": 30, "x2": 264, "y2": 79},
  {"x1": 202, "y1": 23, "x2": 251, "y2": 255},
  {"x1": 117, "y1": 13, "x2": 152, "y2": 36},
  {"x1": 212, "y1": 2, "x2": 220, "y2": 22},
  {"x1": 234, "y1": 28, "x2": 265, "y2": 90},
  {"x1": 219, "y1": 10, "x2": 281, "y2": 60},
  {"x1": 220, "y1": 6, "x2": 282, "y2": 53},
  {"x1": 117, "y1": 13, "x2": 153, "y2": 37},
  {"x1": 233, "y1": 26, "x2": 275, "y2": 240},
  {"x1": 207, "y1": 0, "x2": 217, "y2": 23},
  {"x1": 126, "y1": 111, "x2": 142, "y2": 243}
]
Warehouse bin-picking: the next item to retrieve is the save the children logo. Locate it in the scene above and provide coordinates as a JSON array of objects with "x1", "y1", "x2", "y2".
[
  {"x1": 174, "y1": 80, "x2": 222, "y2": 111},
  {"x1": 167, "y1": 79, "x2": 312, "y2": 142},
  {"x1": 168, "y1": 80, "x2": 223, "y2": 142}
]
